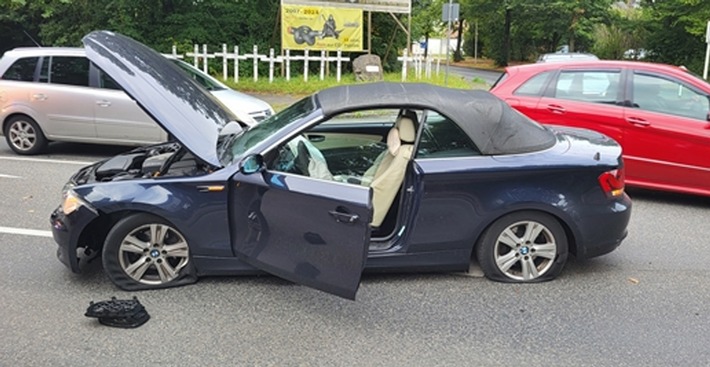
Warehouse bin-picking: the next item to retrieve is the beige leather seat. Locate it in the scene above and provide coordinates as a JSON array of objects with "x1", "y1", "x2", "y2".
[{"x1": 363, "y1": 112, "x2": 416, "y2": 227}]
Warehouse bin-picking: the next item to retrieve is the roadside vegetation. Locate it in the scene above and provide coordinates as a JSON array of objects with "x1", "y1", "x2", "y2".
[
  {"x1": 228, "y1": 72, "x2": 483, "y2": 97},
  {"x1": 2, "y1": 1, "x2": 709, "y2": 76}
]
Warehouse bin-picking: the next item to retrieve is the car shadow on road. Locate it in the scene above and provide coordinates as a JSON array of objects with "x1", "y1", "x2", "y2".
[
  {"x1": 42, "y1": 142, "x2": 134, "y2": 157},
  {"x1": 626, "y1": 188, "x2": 710, "y2": 208}
]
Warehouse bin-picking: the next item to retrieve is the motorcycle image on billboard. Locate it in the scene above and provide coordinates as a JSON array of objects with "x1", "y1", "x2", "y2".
[{"x1": 282, "y1": 5, "x2": 363, "y2": 51}]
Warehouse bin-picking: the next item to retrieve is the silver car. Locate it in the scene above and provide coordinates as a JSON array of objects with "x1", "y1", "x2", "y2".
[
  {"x1": 0, "y1": 47, "x2": 273, "y2": 154},
  {"x1": 536, "y1": 52, "x2": 599, "y2": 63}
]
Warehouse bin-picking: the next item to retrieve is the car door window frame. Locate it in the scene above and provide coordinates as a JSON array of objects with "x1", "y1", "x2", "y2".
[
  {"x1": 416, "y1": 110, "x2": 481, "y2": 159},
  {"x1": 47, "y1": 56, "x2": 90, "y2": 87},
  {"x1": 630, "y1": 70, "x2": 710, "y2": 121},
  {"x1": 546, "y1": 68, "x2": 623, "y2": 105},
  {"x1": 88, "y1": 62, "x2": 122, "y2": 90}
]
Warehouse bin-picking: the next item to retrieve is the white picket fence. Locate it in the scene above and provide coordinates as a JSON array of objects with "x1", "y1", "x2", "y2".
[
  {"x1": 397, "y1": 49, "x2": 443, "y2": 82},
  {"x1": 169, "y1": 44, "x2": 348, "y2": 83},
  {"x1": 169, "y1": 44, "x2": 442, "y2": 83}
]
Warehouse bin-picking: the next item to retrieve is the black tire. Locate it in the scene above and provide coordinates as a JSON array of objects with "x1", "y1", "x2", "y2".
[
  {"x1": 294, "y1": 32, "x2": 305, "y2": 44},
  {"x1": 305, "y1": 35, "x2": 316, "y2": 46},
  {"x1": 476, "y1": 211, "x2": 568, "y2": 283},
  {"x1": 4, "y1": 115, "x2": 48, "y2": 155},
  {"x1": 103, "y1": 213, "x2": 196, "y2": 290}
]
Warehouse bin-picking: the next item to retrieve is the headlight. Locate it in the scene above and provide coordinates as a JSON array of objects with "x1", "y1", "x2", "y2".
[
  {"x1": 61, "y1": 182, "x2": 75, "y2": 196},
  {"x1": 62, "y1": 189, "x2": 95, "y2": 215},
  {"x1": 233, "y1": 110, "x2": 257, "y2": 127}
]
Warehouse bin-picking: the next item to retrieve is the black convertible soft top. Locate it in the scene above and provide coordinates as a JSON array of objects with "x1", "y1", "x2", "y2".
[{"x1": 315, "y1": 82, "x2": 556, "y2": 155}]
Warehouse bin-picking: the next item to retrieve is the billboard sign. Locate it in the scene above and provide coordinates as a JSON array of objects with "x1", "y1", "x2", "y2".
[
  {"x1": 282, "y1": 0, "x2": 411, "y2": 14},
  {"x1": 282, "y1": 5, "x2": 364, "y2": 51}
]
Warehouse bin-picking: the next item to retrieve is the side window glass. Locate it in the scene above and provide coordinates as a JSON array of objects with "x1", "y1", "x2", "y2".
[
  {"x1": 1, "y1": 57, "x2": 39, "y2": 81},
  {"x1": 513, "y1": 71, "x2": 551, "y2": 96},
  {"x1": 554, "y1": 71, "x2": 620, "y2": 104},
  {"x1": 633, "y1": 73, "x2": 710, "y2": 120},
  {"x1": 267, "y1": 108, "x2": 408, "y2": 185},
  {"x1": 49, "y1": 56, "x2": 89, "y2": 87},
  {"x1": 98, "y1": 70, "x2": 121, "y2": 90},
  {"x1": 417, "y1": 111, "x2": 480, "y2": 158}
]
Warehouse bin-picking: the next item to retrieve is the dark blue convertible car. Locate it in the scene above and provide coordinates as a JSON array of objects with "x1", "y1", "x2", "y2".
[{"x1": 51, "y1": 31, "x2": 631, "y2": 299}]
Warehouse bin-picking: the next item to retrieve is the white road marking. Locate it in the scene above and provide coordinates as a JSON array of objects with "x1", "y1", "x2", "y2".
[
  {"x1": 0, "y1": 173, "x2": 21, "y2": 179},
  {"x1": 0, "y1": 156, "x2": 92, "y2": 165},
  {"x1": 0, "y1": 226, "x2": 53, "y2": 238}
]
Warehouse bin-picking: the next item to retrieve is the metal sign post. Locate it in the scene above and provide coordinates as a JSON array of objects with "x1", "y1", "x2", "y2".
[
  {"x1": 442, "y1": 1, "x2": 459, "y2": 85},
  {"x1": 704, "y1": 20, "x2": 710, "y2": 80}
]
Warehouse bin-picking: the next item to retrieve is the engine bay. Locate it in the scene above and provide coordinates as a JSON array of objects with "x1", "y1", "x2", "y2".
[{"x1": 72, "y1": 143, "x2": 212, "y2": 185}]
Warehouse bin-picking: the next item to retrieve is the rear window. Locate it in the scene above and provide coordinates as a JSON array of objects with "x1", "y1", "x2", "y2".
[
  {"x1": 490, "y1": 72, "x2": 508, "y2": 90},
  {"x1": 513, "y1": 71, "x2": 552, "y2": 96},
  {"x1": 1, "y1": 57, "x2": 39, "y2": 81}
]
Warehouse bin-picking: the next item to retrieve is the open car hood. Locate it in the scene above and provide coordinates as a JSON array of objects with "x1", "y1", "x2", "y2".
[{"x1": 82, "y1": 31, "x2": 238, "y2": 167}]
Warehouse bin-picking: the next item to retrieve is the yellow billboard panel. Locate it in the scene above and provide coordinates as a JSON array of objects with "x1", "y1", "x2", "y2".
[
  {"x1": 282, "y1": 5, "x2": 363, "y2": 51},
  {"x1": 282, "y1": 0, "x2": 411, "y2": 14}
]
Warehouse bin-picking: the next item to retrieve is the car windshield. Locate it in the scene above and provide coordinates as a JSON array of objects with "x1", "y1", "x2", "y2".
[
  {"x1": 171, "y1": 59, "x2": 227, "y2": 91},
  {"x1": 218, "y1": 96, "x2": 316, "y2": 165}
]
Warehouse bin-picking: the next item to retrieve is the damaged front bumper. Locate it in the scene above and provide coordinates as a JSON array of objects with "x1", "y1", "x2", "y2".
[{"x1": 50, "y1": 204, "x2": 100, "y2": 273}]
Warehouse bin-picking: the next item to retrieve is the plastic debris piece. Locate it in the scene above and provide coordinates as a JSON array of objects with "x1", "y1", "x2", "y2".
[{"x1": 85, "y1": 296, "x2": 150, "y2": 328}]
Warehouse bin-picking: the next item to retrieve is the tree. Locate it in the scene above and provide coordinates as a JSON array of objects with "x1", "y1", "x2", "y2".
[
  {"x1": 463, "y1": 0, "x2": 613, "y2": 66},
  {"x1": 411, "y1": 0, "x2": 442, "y2": 59},
  {"x1": 641, "y1": 0, "x2": 710, "y2": 73},
  {"x1": 0, "y1": 0, "x2": 282, "y2": 54},
  {"x1": 591, "y1": 3, "x2": 644, "y2": 60}
]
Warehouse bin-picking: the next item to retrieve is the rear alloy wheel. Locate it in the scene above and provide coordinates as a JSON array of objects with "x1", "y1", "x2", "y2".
[
  {"x1": 476, "y1": 211, "x2": 568, "y2": 283},
  {"x1": 4, "y1": 115, "x2": 48, "y2": 155},
  {"x1": 103, "y1": 214, "x2": 196, "y2": 290}
]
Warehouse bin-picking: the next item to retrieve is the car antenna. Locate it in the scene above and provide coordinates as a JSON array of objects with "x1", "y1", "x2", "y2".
[{"x1": 23, "y1": 30, "x2": 42, "y2": 47}]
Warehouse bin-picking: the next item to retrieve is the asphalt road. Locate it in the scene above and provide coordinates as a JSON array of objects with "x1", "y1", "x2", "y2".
[
  {"x1": 1, "y1": 139, "x2": 709, "y2": 366},
  {"x1": 448, "y1": 65, "x2": 503, "y2": 86}
]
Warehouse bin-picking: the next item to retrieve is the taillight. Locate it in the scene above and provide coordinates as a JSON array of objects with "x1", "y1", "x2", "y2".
[{"x1": 598, "y1": 168, "x2": 625, "y2": 197}]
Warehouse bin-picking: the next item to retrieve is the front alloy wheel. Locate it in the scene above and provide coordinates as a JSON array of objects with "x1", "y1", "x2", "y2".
[
  {"x1": 103, "y1": 214, "x2": 196, "y2": 290},
  {"x1": 476, "y1": 211, "x2": 568, "y2": 283}
]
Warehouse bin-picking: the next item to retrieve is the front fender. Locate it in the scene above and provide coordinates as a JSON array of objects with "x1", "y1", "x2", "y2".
[
  {"x1": 76, "y1": 179, "x2": 232, "y2": 257},
  {"x1": 1, "y1": 102, "x2": 44, "y2": 132}
]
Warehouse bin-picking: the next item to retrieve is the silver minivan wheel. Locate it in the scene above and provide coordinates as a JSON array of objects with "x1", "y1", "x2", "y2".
[{"x1": 4, "y1": 115, "x2": 48, "y2": 155}]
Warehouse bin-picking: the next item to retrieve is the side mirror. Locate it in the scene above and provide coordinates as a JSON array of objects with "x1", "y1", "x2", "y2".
[{"x1": 240, "y1": 154, "x2": 264, "y2": 174}]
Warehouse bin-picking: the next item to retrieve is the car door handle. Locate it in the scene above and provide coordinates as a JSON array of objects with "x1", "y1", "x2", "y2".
[
  {"x1": 329, "y1": 209, "x2": 359, "y2": 224},
  {"x1": 32, "y1": 93, "x2": 47, "y2": 101},
  {"x1": 546, "y1": 104, "x2": 565, "y2": 114},
  {"x1": 96, "y1": 100, "x2": 112, "y2": 107},
  {"x1": 307, "y1": 134, "x2": 325, "y2": 143},
  {"x1": 626, "y1": 117, "x2": 650, "y2": 126}
]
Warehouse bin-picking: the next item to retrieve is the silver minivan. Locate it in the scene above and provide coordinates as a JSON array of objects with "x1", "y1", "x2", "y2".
[{"x1": 0, "y1": 47, "x2": 273, "y2": 154}]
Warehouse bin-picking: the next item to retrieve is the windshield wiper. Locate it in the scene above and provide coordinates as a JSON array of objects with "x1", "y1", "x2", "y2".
[{"x1": 216, "y1": 129, "x2": 245, "y2": 165}]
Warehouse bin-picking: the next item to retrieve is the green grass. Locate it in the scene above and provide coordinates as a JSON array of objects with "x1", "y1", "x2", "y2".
[{"x1": 222, "y1": 71, "x2": 486, "y2": 97}]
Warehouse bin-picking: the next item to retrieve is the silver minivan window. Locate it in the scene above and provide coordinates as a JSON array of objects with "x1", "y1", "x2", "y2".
[{"x1": 1, "y1": 57, "x2": 39, "y2": 81}]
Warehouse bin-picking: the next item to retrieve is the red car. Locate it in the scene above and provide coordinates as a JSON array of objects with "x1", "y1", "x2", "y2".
[{"x1": 490, "y1": 60, "x2": 710, "y2": 197}]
